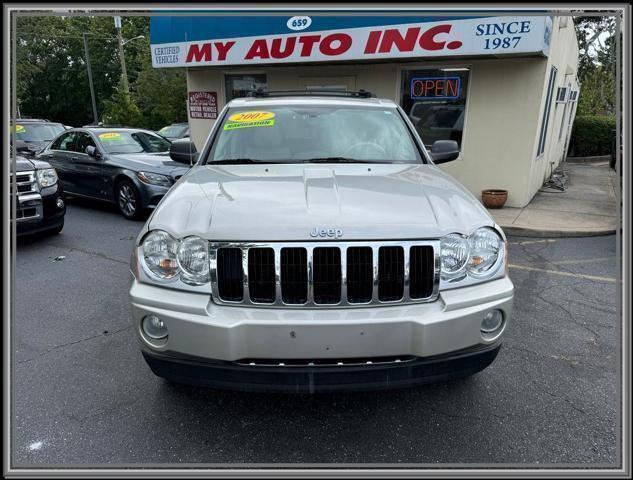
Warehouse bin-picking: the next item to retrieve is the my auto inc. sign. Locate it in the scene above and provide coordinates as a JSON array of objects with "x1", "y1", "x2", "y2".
[{"x1": 150, "y1": 15, "x2": 553, "y2": 68}]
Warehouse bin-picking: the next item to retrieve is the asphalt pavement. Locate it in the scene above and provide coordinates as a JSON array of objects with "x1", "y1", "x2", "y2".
[{"x1": 12, "y1": 198, "x2": 620, "y2": 467}]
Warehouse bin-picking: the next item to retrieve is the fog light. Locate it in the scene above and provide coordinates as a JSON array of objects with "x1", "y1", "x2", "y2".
[
  {"x1": 481, "y1": 310, "x2": 504, "y2": 333},
  {"x1": 56, "y1": 198, "x2": 64, "y2": 209},
  {"x1": 142, "y1": 315, "x2": 168, "y2": 339}
]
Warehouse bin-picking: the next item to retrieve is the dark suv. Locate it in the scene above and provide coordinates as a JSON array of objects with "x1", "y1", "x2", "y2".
[
  {"x1": 11, "y1": 146, "x2": 66, "y2": 236},
  {"x1": 12, "y1": 119, "x2": 67, "y2": 157}
]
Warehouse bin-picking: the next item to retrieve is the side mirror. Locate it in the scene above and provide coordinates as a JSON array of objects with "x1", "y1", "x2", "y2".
[
  {"x1": 169, "y1": 138, "x2": 198, "y2": 165},
  {"x1": 85, "y1": 145, "x2": 100, "y2": 158},
  {"x1": 15, "y1": 140, "x2": 30, "y2": 153},
  {"x1": 430, "y1": 140, "x2": 460, "y2": 164}
]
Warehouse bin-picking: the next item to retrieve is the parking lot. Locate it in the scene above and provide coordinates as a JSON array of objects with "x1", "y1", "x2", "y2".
[{"x1": 12, "y1": 198, "x2": 619, "y2": 466}]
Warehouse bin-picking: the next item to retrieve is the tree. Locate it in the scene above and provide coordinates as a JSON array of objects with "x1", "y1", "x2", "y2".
[
  {"x1": 102, "y1": 78, "x2": 143, "y2": 127},
  {"x1": 573, "y1": 15, "x2": 617, "y2": 116},
  {"x1": 14, "y1": 15, "x2": 188, "y2": 128},
  {"x1": 134, "y1": 58, "x2": 188, "y2": 130}
]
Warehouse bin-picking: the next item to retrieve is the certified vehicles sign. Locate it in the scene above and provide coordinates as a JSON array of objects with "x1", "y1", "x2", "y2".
[{"x1": 150, "y1": 15, "x2": 552, "y2": 68}]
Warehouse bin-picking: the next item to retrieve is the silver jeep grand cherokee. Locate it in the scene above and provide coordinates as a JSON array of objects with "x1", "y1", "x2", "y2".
[{"x1": 129, "y1": 90, "x2": 514, "y2": 393}]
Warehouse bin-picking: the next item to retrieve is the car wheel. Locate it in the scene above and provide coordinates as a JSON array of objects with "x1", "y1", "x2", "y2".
[
  {"x1": 116, "y1": 180, "x2": 143, "y2": 220},
  {"x1": 48, "y1": 220, "x2": 64, "y2": 235}
]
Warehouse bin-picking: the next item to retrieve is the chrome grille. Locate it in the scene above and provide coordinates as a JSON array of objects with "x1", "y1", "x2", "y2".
[
  {"x1": 11, "y1": 171, "x2": 38, "y2": 195},
  {"x1": 210, "y1": 241, "x2": 440, "y2": 308}
]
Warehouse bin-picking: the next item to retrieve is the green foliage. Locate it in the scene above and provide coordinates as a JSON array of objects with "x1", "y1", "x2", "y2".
[
  {"x1": 15, "y1": 16, "x2": 187, "y2": 129},
  {"x1": 570, "y1": 115, "x2": 616, "y2": 157},
  {"x1": 576, "y1": 67, "x2": 615, "y2": 116},
  {"x1": 134, "y1": 57, "x2": 188, "y2": 131},
  {"x1": 102, "y1": 79, "x2": 143, "y2": 127},
  {"x1": 573, "y1": 15, "x2": 618, "y2": 116}
]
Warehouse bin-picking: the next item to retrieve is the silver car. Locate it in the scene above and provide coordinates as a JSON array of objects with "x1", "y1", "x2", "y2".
[{"x1": 129, "y1": 91, "x2": 514, "y2": 393}]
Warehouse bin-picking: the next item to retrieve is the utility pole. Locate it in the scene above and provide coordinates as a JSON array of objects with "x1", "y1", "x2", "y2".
[
  {"x1": 82, "y1": 32, "x2": 99, "y2": 124},
  {"x1": 114, "y1": 16, "x2": 130, "y2": 95}
]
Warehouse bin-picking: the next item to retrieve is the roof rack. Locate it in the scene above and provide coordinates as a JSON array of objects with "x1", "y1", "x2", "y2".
[
  {"x1": 82, "y1": 123, "x2": 129, "y2": 128},
  {"x1": 12, "y1": 118, "x2": 50, "y2": 122},
  {"x1": 246, "y1": 88, "x2": 376, "y2": 99}
]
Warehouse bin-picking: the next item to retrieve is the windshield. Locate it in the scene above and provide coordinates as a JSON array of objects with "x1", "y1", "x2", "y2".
[
  {"x1": 14, "y1": 123, "x2": 65, "y2": 142},
  {"x1": 206, "y1": 105, "x2": 422, "y2": 164},
  {"x1": 97, "y1": 131, "x2": 171, "y2": 154},
  {"x1": 158, "y1": 125, "x2": 187, "y2": 139}
]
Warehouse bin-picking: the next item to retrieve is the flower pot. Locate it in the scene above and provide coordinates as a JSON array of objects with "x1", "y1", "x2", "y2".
[{"x1": 481, "y1": 189, "x2": 508, "y2": 209}]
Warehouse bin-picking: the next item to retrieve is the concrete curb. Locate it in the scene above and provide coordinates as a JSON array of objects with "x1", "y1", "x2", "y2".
[{"x1": 500, "y1": 225, "x2": 617, "y2": 238}]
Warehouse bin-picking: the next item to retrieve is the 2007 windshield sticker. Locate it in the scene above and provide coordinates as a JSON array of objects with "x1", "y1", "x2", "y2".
[
  {"x1": 224, "y1": 111, "x2": 275, "y2": 130},
  {"x1": 99, "y1": 132, "x2": 122, "y2": 141}
]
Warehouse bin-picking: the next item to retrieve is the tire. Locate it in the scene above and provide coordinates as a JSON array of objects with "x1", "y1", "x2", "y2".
[
  {"x1": 48, "y1": 220, "x2": 64, "y2": 235},
  {"x1": 115, "y1": 179, "x2": 143, "y2": 220}
]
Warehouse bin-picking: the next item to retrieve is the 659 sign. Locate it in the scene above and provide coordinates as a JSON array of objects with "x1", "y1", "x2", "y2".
[{"x1": 287, "y1": 16, "x2": 312, "y2": 31}]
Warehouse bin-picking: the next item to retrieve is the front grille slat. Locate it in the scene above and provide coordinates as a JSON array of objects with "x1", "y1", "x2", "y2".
[
  {"x1": 216, "y1": 248, "x2": 244, "y2": 301},
  {"x1": 410, "y1": 246, "x2": 435, "y2": 299},
  {"x1": 248, "y1": 248, "x2": 275, "y2": 303},
  {"x1": 313, "y1": 247, "x2": 341, "y2": 304},
  {"x1": 211, "y1": 241, "x2": 438, "y2": 308},
  {"x1": 281, "y1": 247, "x2": 308, "y2": 304},
  {"x1": 347, "y1": 247, "x2": 373, "y2": 303},
  {"x1": 378, "y1": 246, "x2": 405, "y2": 302}
]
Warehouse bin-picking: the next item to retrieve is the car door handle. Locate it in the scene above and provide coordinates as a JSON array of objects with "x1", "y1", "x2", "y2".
[{"x1": 70, "y1": 156, "x2": 78, "y2": 161}]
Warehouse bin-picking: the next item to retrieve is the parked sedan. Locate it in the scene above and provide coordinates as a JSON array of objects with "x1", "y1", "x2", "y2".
[
  {"x1": 38, "y1": 128, "x2": 191, "y2": 219},
  {"x1": 156, "y1": 123, "x2": 190, "y2": 140}
]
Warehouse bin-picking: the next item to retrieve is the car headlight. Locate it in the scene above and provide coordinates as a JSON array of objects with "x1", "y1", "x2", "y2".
[
  {"x1": 440, "y1": 233, "x2": 469, "y2": 281},
  {"x1": 177, "y1": 236, "x2": 210, "y2": 285},
  {"x1": 136, "y1": 171, "x2": 172, "y2": 187},
  {"x1": 440, "y1": 227, "x2": 505, "y2": 289},
  {"x1": 140, "y1": 230, "x2": 179, "y2": 280},
  {"x1": 36, "y1": 168, "x2": 58, "y2": 188},
  {"x1": 467, "y1": 228, "x2": 502, "y2": 276}
]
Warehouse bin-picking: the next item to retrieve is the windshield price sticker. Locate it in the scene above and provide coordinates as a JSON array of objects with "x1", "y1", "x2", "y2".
[
  {"x1": 224, "y1": 111, "x2": 276, "y2": 130},
  {"x1": 99, "y1": 132, "x2": 122, "y2": 141},
  {"x1": 15, "y1": 125, "x2": 25, "y2": 133}
]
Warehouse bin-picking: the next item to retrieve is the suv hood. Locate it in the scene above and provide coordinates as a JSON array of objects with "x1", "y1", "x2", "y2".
[
  {"x1": 11, "y1": 155, "x2": 52, "y2": 173},
  {"x1": 146, "y1": 163, "x2": 496, "y2": 241}
]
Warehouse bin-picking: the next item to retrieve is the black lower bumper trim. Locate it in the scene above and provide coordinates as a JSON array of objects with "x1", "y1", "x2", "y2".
[{"x1": 142, "y1": 344, "x2": 501, "y2": 393}]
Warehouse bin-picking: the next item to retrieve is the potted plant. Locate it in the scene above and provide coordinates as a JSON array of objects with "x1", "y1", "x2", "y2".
[{"x1": 481, "y1": 189, "x2": 508, "y2": 209}]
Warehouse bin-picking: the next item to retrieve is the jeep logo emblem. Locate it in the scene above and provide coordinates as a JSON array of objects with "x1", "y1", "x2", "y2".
[{"x1": 310, "y1": 227, "x2": 343, "y2": 239}]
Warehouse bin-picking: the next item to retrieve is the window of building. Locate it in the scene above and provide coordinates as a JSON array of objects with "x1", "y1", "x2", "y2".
[
  {"x1": 537, "y1": 66, "x2": 558, "y2": 156},
  {"x1": 400, "y1": 68, "x2": 470, "y2": 151},
  {"x1": 224, "y1": 74, "x2": 267, "y2": 102},
  {"x1": 558, "y1": 82, "x2": 572, "y2": 141}
]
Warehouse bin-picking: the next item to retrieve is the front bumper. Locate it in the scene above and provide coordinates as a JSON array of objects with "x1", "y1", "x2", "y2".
[
  {"x1": 15, "y1": 184, "x2": 65, "y2": 236},
  {"x1": 135, "y1": 182, "x2": 170, "y2": 209},
  {"x1": 142, "y1": 343, "x2": 501, "y2": 393},
  {"x1": 130, "y1": 275, "x2": 513, "y2": 373}
]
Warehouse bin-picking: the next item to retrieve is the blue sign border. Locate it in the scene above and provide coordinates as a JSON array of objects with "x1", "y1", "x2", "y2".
[{"x1": 410, "y1": 76, "x2": 461, "y2": 100}]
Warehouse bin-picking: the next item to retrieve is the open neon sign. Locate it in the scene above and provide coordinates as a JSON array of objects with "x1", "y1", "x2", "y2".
[{"x1": 410, "y1": 77, "x2": 461, "y2": 100}]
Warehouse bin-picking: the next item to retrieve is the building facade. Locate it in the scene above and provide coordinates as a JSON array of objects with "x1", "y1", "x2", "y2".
[{"x1": 150, "y1": 14, "x2": 580, "y2": 207}]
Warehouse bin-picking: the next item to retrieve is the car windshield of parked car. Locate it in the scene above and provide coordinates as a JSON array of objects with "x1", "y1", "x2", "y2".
[
  {"x1": 14, "y1": 123, "x2": 65, "y2": 142},
  {"x1": 97, "y1": 131, "x2": 171, "y2": 154},
  {"x1": 158, "y1": 125, "x2": 187, "y2": 139},
  {"x1": 207, "y1": 105, "x2": 422, "y2": 164}
]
